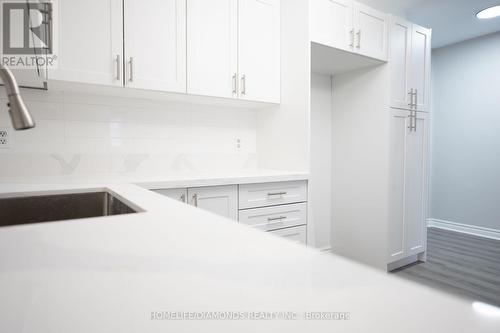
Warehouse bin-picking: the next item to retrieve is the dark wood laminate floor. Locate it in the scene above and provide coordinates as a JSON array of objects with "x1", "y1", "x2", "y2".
[{"x1": 393, "y1": 227, "x2": 500, "y2": 306}]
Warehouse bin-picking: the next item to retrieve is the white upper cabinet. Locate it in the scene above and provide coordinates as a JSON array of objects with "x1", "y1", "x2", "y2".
[
  {"x1": 50, "y1": 0, "x2": 279, "y2": 103},
  {"x1": 187, "y1": 0, "x2": 280, "y2": 103},
  {"x1": 187, "y1": 0, "x2": 238, "y2": 98},
  {"x1": 124, "y1": 0, "x2": 186, "y2": 93},
  {"x1": 410, "y1": 25, "x2": 431, "y2": 112},
  {"x1": 310, "y1": 0, "x2": 353, "y2": 52},
  {"x1": 389, "y1": 17, "x2": 412, "y2": 110},
  {"x1": 310, "y1": 0, "x2": 387, "y2": 61},
  {"x1": 390, "y1": 17, "x2": 431, "y2": 112},
  {"x1": 238, "y1": 0, "x2": 281, "y2": 103},
  {"x1": 50, "y1": 0, "x2": 123, "y2": 86},
  {"x1": 353, "y1": 2, "x2": 387, "y2": 61}
]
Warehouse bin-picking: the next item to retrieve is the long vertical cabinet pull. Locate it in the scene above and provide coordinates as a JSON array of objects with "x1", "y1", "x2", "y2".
[
  {"x1": 407, "y1": 89, "x2": 414, "y2": 131},
  {"x1": 349, "y1": 29, "x2": 355, "y2": 47},
  {"x1": 413, "y1": 89, "x2": 418, "y2": 132},
  {"x1": 116, "y1": 55, "x2": 121, "y2": 81},
  {"x1": 241, "y1": 75, "x2": 246, "y2": 95},
  {"x1": 356, "y1": 30, "x2": 361, "y2": 48},
  {"x1": 414, "y1": 89, "x2": 418, "y2": 109},
  {"x1": 232, "y1": 73, "x2": 238, "y2": 95},
  {"x1": 128, "y1": 57, "x2": 134, "y2": 82}
]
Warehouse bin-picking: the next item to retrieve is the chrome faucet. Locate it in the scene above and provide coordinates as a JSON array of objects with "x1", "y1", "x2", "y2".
[{"x1": 0, "y1": 64, "x2": 36, "y2": 130}]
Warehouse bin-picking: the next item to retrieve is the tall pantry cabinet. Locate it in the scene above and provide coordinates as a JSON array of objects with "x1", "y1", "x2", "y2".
[
  {"x1": 388, "y1": 17, "x2": 431, "y2": 267},
  {"x1": 309, "y1": 5, "x2": 432, "y2": 270}
]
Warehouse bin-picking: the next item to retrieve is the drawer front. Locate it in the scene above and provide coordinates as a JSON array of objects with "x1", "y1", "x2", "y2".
[
  {"x1": 154, "y1": 188, "x2": 188, "y2": 203},
  {"x1": 239, "y1": 181, "x2": 307, "y2": 209},
  {"x1": 239, "y1": 203, "x2": 307, "y2": 231},
  {"x1": 270, "y1": 226, "x2": 307, "y2": 245}
]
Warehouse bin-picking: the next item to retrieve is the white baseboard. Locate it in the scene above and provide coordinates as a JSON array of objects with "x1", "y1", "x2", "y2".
[{"x1": 427, "y1": 218, "x2": 500, "y2": 241}]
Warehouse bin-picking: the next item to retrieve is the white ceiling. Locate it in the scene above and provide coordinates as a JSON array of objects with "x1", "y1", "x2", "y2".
[{"x1": 358, "y1": 0, "x2": 500, "y2": 48}]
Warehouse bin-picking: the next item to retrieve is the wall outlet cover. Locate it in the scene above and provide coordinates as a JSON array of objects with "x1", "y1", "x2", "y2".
[{"x1": 0, "y1": 128, "x2": 10, "y2": 149}]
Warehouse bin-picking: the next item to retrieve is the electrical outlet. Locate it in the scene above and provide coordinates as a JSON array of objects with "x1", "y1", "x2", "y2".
[
  {"x1": 236, "y1": 138, "x2": 242, "y2": 152},
  {"x1": 0, "y1": 128, "x2": 10, "y2": 149}
]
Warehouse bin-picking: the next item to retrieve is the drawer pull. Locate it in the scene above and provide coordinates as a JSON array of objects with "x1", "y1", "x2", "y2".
[
  {"x1": 267, "y1": 192, "x2": 287, "y2": 197},
  {"x1": 268, "y1": 216, "x2": 286, "y2": 222}
]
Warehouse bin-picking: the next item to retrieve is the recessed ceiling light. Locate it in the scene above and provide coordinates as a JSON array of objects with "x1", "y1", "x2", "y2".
[{"x1": 476, "y1": 5, "x2": 500, "y2": 19}]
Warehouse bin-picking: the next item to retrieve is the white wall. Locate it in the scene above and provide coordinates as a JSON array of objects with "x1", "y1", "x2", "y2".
[
  {"x1": 309, "y1": 73, "x2": 332, "y2": 250},
  {"x1": 431, "y1": 31, "x2": 500, "y2": 231},
  {"x1": 257, "y1": 0, "x2": 310, "y2": 173},
  {"x1": 330, "y1": 64, "x2": 390, "y2": 270},
  {"x1": 0, "y1": 89, "x2": 258, "y2": 178}
]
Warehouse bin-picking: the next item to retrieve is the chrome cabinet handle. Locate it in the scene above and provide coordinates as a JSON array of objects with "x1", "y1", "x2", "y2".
[
  {"x1": 232, "y1": 73, "x2": 238, "y2": 95},
  {"x1": 267, "y1": 192, "x2": 287, "y2": 197},
  {"x1": 192, "y1": 193, "x2": 198, "y2": 207},
  {"x1": 180, "y1": 194, "x2": 186, "y2": 203},
  {"x1": 241, "y1": 75, "x2": 246, "y2": 95},
  {"x1": 128, "y1": 57, "x2": 134, "y2": 82},
  {"x1": 407, "y1": 110, "x2": 418, "y2": 132},
  {"x1": 115, "y1": 55, "x2": 121, "y2": 81},
  {"x1": 356, "y1": 30, "x2": 361, "y2": 48},
  {"x1": 349, "y1": 29, "x2": 355, "y2": 47},
  {"x1": 407, "y1": 111, "x2": 414, "y2": 132},
  {"x1": 408, "y1": 88, "x2": 418, "y2": 109},
  {"x1": 408, "y1": 88, "x2": 414, "y2": 108},
  {"x1": 268, "y1": 216, "x2": 286, "y2": 222}
]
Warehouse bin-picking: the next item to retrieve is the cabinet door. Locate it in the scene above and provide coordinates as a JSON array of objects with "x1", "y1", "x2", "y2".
[
  {"x1": 388, "y1": 109, "x2": 408, "y2": 262},
  {"x1": 353, "y1": 2, "x2": 387, "y2": 61},
  {"x1": 404, "y1": 111, "x2": 428, "y2": 256},
  {"x1": 388, "y1": 109, "x2": 428, "y2": 262},
  {"x1": 188, "y1": 185, "x2": 238, "y2": 220},
  {"x1": 310, "y1": 0, "x2": 354, "y2": 52},
  {"x1": 187, "y1": 0, "x2": 238, "y2": 98},
  {"x1": 124, "y1": 0, "x2": 186, "y2": 92},
  {"x1": 410, "y1": 25, "x2": 431, "y2": 112},
  {"x1": 389, "y1": 17, "x2": 412, "y2": 110},
  {"x1": 50, "y1": 0, "x2": 123, "y2": 86},
  {"x1": 238, "y1": 0, "x2": 280, "y2": 103},
  {"x1": 154, "y1": 188, "x2": 188, "y2": 203}
]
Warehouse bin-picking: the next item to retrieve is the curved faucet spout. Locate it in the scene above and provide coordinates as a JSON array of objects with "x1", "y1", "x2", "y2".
[{"x1": 0, "y1": 64, "x2": 36, "y2": 130}]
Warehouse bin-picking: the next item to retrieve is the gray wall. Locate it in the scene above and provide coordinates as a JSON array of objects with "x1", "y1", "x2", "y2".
[{"x1": 431, "y1": 31, "x2": 500, "y2": 231}]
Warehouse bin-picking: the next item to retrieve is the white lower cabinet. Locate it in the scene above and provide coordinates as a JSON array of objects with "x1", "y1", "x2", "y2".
[
  {"x1": 155, "y1": 185, "x2": 237, "y2": 220},
  {"x1": 187, "y1": 186, "x2": 238, "y2": 220},
  {"x1": 388, "y1": 109, "x2": 428, "y2": 263},
  {"x1": 154, "y1": 180, "x2": 308, "y2": 245},
  {"x1": 239, "y1": 181, "x2": 308, "y2": 245},
  {"x1": 270, "y1": 226, "x2": 307, "y2": 245}
]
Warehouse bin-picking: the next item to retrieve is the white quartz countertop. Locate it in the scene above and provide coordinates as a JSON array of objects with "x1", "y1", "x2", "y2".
[
  {"x1": 0, "y1": 173, "x2": 499, "y2": 332},
  {"x1": 0, "y1": 169, "x2": 309, "y2": 192}
]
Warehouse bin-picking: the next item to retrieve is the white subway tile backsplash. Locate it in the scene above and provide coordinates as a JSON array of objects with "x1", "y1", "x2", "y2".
[{"x1": 0, "y1": 89, "x2": 258, "y2": 177}]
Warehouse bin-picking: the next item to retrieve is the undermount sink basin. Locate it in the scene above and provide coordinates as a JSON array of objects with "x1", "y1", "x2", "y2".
[{"x1": 0, "y1": 191, "x2": 138, "y2": 227}]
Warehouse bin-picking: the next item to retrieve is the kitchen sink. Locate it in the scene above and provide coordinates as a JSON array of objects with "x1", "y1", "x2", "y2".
[{"x1": 0, "y1": 191, "x2": 138, "y2": 227}]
